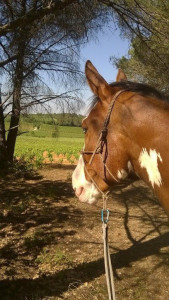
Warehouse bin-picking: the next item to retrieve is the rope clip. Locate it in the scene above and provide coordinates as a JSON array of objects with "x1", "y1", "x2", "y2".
[{"x1": 101, "y1": 209, "x2": 110, "y2": 224}]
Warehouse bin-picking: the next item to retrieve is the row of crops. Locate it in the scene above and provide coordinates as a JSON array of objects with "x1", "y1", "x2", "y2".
[{"x1": 14, "y1": 125, "x2": 84, "y2": 167}]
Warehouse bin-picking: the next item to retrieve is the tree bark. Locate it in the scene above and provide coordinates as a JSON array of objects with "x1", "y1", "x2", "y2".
[
  {"x1": 0, "y1": 92, "x2": 7, "y2": 165},
  {"x1": 6, "y1": 37, "x2": 26, "y2": 161}
]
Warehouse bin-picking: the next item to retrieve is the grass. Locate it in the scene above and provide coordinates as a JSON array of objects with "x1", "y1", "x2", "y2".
[
  {"x1": 36, "y1": 247, "x2": 73, "y2": 268},
  {"x1": 14, "y1": 124, "x2": 84, "y2": 166},
  {"x1": 24, "y1": 228, "x2": 53, "y2": 250},
  {"x1": 6, "y1": 122, "x2": 83, "y2": 138}
]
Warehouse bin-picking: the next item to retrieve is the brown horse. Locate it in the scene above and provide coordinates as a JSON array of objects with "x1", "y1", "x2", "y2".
[{"x1": 72, "y1": 60, "x2": 169, "y2": 215}]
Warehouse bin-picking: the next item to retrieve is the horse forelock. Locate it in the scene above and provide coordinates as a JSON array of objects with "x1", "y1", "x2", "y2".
[{"x1": 86, "y1": 95, "x2": 100, "y2": 115}]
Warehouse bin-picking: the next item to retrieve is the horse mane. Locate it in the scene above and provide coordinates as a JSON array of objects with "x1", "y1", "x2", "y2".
[
  {"x1": 88, "y1": 80, "x2": 168, "y2": 113},
  {"x1": 110, "y1": 81, "x2": 167, "y2": 100}
]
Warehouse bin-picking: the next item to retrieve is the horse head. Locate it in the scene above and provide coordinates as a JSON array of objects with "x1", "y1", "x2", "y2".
[
  {"x1": 72, "y1": 61, "x2": 133, "y2": 204},
  {"x1": 72, "y1": 61, "x2": 169, "y2": 214}
]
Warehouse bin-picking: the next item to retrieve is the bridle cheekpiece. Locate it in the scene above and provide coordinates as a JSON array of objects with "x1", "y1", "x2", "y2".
[{"x1": 81, "y1": 89, "x2": 126, "y2": 190}]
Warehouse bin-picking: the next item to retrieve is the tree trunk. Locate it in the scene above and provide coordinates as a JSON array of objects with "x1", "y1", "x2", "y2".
[
  {"x1": 6, "y1": 36, "x2": 26, "y2": 161},
  {"x1": 0, "y1": 92, "x2": 7, "y2": 166}
]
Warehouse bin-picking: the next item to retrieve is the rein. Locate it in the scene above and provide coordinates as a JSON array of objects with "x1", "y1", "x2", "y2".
[{"x1": 80, "y1": 89, "x2": 126, "y2": 300}]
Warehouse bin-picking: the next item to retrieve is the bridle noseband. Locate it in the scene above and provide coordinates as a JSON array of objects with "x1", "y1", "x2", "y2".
[{"x1": 81, "y1": 89, "x2": 126, "y2": 189}]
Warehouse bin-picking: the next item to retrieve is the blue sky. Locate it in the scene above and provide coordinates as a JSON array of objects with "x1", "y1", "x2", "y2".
[{"x1": 80, "y1": 27, "x2": 130, "y2": 102}]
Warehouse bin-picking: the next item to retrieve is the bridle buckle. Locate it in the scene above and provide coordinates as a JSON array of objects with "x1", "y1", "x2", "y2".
[{"x1": 101, "y1": 128, "x2": 107, "y2": 140}]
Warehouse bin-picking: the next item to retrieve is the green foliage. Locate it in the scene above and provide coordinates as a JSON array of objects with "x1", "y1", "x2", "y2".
[
  {"x1": 36, "y1": 247, "x2": 73, "y2": 267},
  {"x1": 52, "y1": 130, "x2": 57, "y2": 138},
  {"x1": 14, "y1": 124, "x2": 84, "y2": 167},
  {"x1": 14, "y1": 113, "x2": 83, "y2": 127},
  {"x1": 111, "y1": 1, "x2": 169, "y2": 95}
]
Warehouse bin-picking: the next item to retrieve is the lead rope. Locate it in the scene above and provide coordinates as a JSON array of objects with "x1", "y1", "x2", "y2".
[
  {"x1": 102, "y1": 194, "x2": 116, "y2": 300},
  {"x1": 83, "y1": 162, "x2": 116, "y2": 299}
]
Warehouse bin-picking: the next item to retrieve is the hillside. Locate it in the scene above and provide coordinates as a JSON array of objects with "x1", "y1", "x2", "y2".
[{"x1": 6, "y1": 113, "x2": 84, "y2": 127}]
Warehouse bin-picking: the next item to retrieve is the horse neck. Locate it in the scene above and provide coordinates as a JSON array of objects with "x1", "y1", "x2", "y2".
[
  {"x1": 118, "y1": 94, "x2": 169, "y2": 180},
  {"x1": 123, "y1": 95, "x2": 169, "y2": 142}
]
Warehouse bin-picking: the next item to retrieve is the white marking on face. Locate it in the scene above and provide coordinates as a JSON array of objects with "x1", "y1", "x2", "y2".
[
  {"x1": 72, "y1": 155, "x2": 100, "y2": 204},
  {"x1": 139, "y1": 148, "x2": 163, "y2": 187},
  {"x1": 127, "y1": 161, "x2": 133, "y2": 172},
  {"x1": 117, "y1": 169, "x2": 128, "y2": 180}
]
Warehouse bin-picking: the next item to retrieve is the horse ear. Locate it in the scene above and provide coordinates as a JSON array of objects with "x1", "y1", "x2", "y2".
[
  {"x1": 116, "y1": 69, "x2": 127, "y2": 82},
  {"x1": 85, "y1": 60, "x2": 111, "y2": 99}
]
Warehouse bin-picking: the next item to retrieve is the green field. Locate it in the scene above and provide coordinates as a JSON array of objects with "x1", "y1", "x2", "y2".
[{"x1": 13, "y1": 124, "x2": 84, "y2": 165}]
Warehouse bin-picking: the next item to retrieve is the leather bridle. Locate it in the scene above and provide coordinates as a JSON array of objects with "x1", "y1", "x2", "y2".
[{"x1": 81, "y1": 89, "x2": 126, "y2": 191}]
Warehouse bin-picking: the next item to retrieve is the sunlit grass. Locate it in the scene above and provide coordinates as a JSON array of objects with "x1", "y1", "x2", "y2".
[{"x1": 14, "y1": 125, "x2": 84, "y2": 165}]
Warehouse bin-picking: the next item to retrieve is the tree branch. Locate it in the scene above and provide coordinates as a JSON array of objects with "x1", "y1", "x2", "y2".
[
  {"x1": 0, "y1": 0, "x2": 77, "y2": 37},
  {"x1": 0, "y1": 54, "x2": 18, "y2": 67}
]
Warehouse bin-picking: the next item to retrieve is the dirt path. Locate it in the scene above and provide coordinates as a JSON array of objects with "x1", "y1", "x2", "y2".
[{"x1": 0, "y1": 165, "x2": 169, "y2": 300}]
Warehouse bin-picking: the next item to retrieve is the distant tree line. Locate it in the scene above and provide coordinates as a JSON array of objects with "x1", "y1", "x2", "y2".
[{"x1": 6, "y1": 113, "x2": 84, "y2": 127}]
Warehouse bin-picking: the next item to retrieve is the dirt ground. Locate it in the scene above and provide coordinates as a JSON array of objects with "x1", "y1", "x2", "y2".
[{"x1": 0, "y1": 164, "x2": 169, "y2": 300}]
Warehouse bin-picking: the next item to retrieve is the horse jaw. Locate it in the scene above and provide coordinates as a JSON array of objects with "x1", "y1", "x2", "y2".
[{"x1": 72, "y1": 155, "x2": 100, "y2": 204}]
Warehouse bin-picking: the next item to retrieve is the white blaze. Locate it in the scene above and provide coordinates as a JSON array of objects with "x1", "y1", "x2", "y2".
[
  {"x1": 117, "y1": 161, "x2": 133, "y2": 180},
  {"x1": 127, "y1": 161, "x2": 133, "y2": 173},
  {"x1": 139, "y1": 148, "x2": 162, "y2": 187},
  {"x1": 72, "y1": 155, "x2": 100, "y2": 204},
  {"x1": 117, "y1": 169, "x2": 128, "y2": 180}
]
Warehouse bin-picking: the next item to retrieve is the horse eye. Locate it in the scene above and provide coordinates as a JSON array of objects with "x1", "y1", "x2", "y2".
[{"x1": 83, "y1": 128, "x2": 87, "y2": 134}]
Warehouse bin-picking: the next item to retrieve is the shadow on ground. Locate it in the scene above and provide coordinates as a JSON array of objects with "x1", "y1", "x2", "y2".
[
  {"x1": 0, "y1": 167, "x2": 169, "y2": 299},
  {"x1": 1, "y1": 231, "x2": 169, "y2": 300}
]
